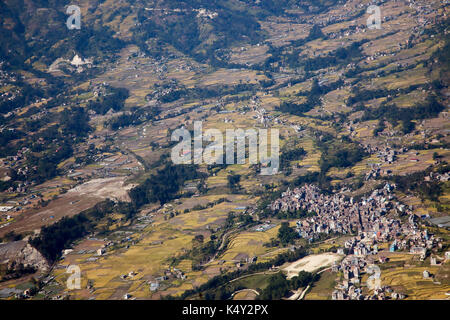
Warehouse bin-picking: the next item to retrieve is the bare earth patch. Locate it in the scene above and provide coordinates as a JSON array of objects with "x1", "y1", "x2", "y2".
[
  {"x1": 67, "y1": 177, "x2": 135, "y2": 202},
  {"x1": 0, "y1": 177, "x2": 133, "y2": 237},
  {"x1": 283, "y1": 253, "x2": 343, "y2": 279}
]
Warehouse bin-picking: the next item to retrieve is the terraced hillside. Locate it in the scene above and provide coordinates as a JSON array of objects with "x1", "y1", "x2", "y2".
[{"x1": 0, "y1": 0, "x2": 449, "y2": 300}]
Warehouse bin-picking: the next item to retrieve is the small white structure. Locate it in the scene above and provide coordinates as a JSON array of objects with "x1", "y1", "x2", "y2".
[
  {"x1": 430, "y1": 256, "x2": 437, "y2": 266},
  {"x1": 63, "y1": 249, "x2": 73, "y2": 256},
  {"x1": 150, "y1": 282, "x2": 159, "y2": 292},
  {"x1": 123, "y1": 293, "x2": 131, "y2": 300},
  {"x1": 70, "y1": 54, "x2": 93, "y2": 67}
]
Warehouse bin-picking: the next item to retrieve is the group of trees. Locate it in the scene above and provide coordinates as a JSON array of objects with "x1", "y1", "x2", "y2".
[
  {"x1": 200, "y1": 269, "x2": 315, "y2": 300},
  {"x1": 361, "y1": 95, "x2": 445, "y2": 134},
  {"x1": 390, "y1": 164, "x2": 449, "y2": 203},
  {"x1": 131, "y1": 0, "x2": 352, "y2": 67},
  {"x1": 263, "y1": 24, "x2": 326, "y2": 71},
  {"x1": 166, "y1": 246, "x2": 309, "y2": 300},
  {"x1": 29, "y1": 200, "x2": 135, "y2": 263},
  {"x1": 317, "y1": 135, "x2": 367, "y2": 174},
  {"x1": 373, "y1": 119, "x2": 386, "y2": 137},
  {"x1": 429, "y1": 18, "x2": 450, "y2": 79},
  {"x1": 306, "y1": 25, "x2": 326, "y2": 41},
  {"x1": 24, "y1": 140, "x2": 74, "y2": 185},
  {"x1": 261, "y1": 18, "x2": 366, "y2": 73},
  {"x1": 60, "y1": 106, "x2": 92, "y2": 137},
  {"x1": 1, "y1": 0, "x2": 127, "y2": 69},
  {"x1": 0, "y1": 262, "x2": 37, "y2": 283},
  {"x1": 277, "y1": 79, "x2": 343, "y2": 116},
  {"x1": 1, "y1": 103, "x2": 95, "y2": 187},
  {"x1": 129, "y1": 163, "x2": 206, "y2": 207},
  {"x1": 277, "y1": 222, "x2": 299, "y2": 246},
  {"x1": 275, "y1": 208, "x2": 317, "y2": 220},
  {"x1": 347, "y1": 84, "x2": 421, "y2": 106},
  {"x1": 227, "y1": 174, "x2": 242, "y2": 194},
  {"x1": 182, "y1": 235, "x2": 220, "y2": 270},
  {"x1": 18, "y1": 103, "x2": 95, "y2": 185},
  {"x1": 134, "y1": 3, "x2": 263, "y2": 64},
  {"x1": 286, "y1": 40, "x2": 367, "y2": 72},
  {"x1": 0, "y1": 83, "x2": 43, "y2": 115},
  {"x1": 87, "y1": 87, "x2": 129, "y2": 115},
  {"x1": 259, "y1": 271, "x2": 315, "y2": 300},
  {"x1": 190, "y1": 197, "x2": 229, "y2": 212},
  {"x1": 158, "y1": 83, "x2": 257, "y2": 103},
  {"x1": 0, "y1": 129, "x2": 23, "y2": 158},
  {"x1": 416, "y1": 181, "x2": 443, "y2": 202},
  {"x1": 277, "y1": 100, "x2": 315, "y2": 116},
  {"x1": 106, "y1": 106, "x2": 161, "y2": 130},
  {"x1": 280, "y1": 147, "x2": 307, "y2": 175}
]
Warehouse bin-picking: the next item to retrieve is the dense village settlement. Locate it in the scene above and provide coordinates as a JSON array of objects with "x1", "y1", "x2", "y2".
[{"x1": 271, "y1": 183, "x2": 448, "y2": 299}]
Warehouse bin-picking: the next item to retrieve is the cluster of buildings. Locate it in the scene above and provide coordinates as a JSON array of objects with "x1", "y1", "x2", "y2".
[
  {"x1": 253, "y1": 107, "x2": 274, "y2": 127},
  {"x1": 196, "y1": 8, "x2": 218, "y2": 19},
  {"x1": 331, "y1": 255, "x2": 367, "y2": 300},
  {"x1": 0, "y1": 62, "x2": 22, "y2": 111},
  {"x1": 0, "y1": 87, "x2": 20, "y2": 107},
  {"x1": 254, "y1": 222, "x2": 276, "y2": 232},
  {"x1": 146, "y1": 79, "x2": 179, "y2": 101},
  {"x1": 271, "y1": 183, "x2": 407, "y2": 242},
  {"x1": 273, "y1": 183, "x2": 446, "y2": 254},
  {"x1": 363, "y1": 145, "x2": 409, "y2": 164},
  {"x1": 358, "y1": 145, "x2": 414, "y2": 179},
  {"x1": 120, "y1": 271, "x2": 138, "y2": 280},
  {"x1": 163, "y1": 267, "x2": 187, "y2": 281},
  {"x1": 148, "y1": 267, "x2": 187, "y2": 293},
  {"x1": 1, "y1": 145, "x2": 29, "y2": 169},
  {"x1": 332, "y1": 248, "x2": 406, "y2": 300},
  {"x1": 247, "y1": 96, "x2": 274, "y2": 128},
  {"x1": 48, "y1": 54, "x2": 93, "y2": 74},
  {"x1": 425, "y1": 171, "x2": 450, "y2": 183},
  {"x1": 271, "y1": 182, "x2": 448, "y2": 300},
  {"x1": 407, "y1": 0, "x2": 444, "y2": 28},
  {"x1": 0, "y1": 60, "x2": 18, "y2": 84}
]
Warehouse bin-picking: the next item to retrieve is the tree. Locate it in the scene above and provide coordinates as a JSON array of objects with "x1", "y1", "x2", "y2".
[
  {"x1": 433, "y1": 152, "x2": 441, "y2": 160},
  {"x1": 227, "y1": 174, "x2": 241, "y2": 193},
  {"x1": 307, "y1": 25, "x2": 325, "y2": 41},
  {"x1": 260, "y1": 273, "x2": 290, "y2": 300},
  {"x1": 277, "y1": 222, "x2": 298, "y2": 246}
]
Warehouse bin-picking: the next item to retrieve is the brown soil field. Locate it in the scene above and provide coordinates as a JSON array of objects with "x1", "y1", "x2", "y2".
[{"x1": 0, "y1": 177, "x2": 132, "y2": 237}]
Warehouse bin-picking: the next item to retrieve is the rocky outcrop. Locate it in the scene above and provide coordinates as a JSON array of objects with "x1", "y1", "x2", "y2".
[{"x1": 0, "y1": 240, "x2": 49, "y2": 272}]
